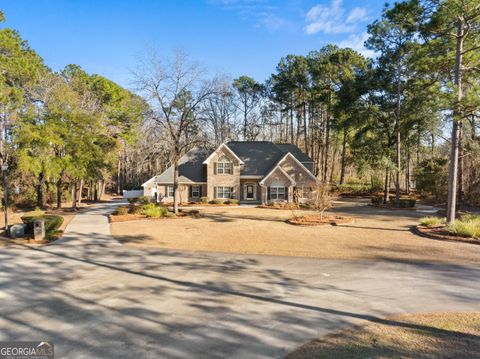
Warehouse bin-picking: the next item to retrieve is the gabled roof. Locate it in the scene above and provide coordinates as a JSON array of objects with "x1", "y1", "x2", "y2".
[
  {"x1": 259, "y1": 165, "x2": 296, "y2": 186},
  {"x1": 275, "y1": 143, "x2": 313, "y2": 162},
  {"x1": 277, "y1": 152, "x2": 320, "y2": 183},
  {"x1": 154, "y1": 147, "x2": 211, "y2": 184},
  {"x1": 226, "y1": 141, "x2": 284, "y2": 176},
  {"x1": 149, "y1": 141, "x2": 316, "y2": 185},
  {"x1": 203, "y1": 143, "x2": 244, "y2": 165}
]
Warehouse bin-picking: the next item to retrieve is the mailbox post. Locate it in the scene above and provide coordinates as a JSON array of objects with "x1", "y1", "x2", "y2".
[
  {"x1": 2, "y1": 163, "x2": 7, "y2": 236},
  {"x1": 33, "y1": 219, "x2": 45, "y2": 241}
]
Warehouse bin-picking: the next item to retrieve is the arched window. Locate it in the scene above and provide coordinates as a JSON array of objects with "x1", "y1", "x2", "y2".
[
  {"x1": 270, "y1": 179, "x2": 286, "y2": 200},
  {"x1": 215, "y1": 156, "x2": 232, "y2": 175}
]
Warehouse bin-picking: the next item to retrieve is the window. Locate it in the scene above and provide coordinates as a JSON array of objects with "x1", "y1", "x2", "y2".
[
  {"x1": 270, "y1": 187, "x2": 286, "y2": 200},
  {"x1": 216, "y1": 156, "x2": 232, "y2": 175},
  {"x1": 215, "y1": 186, "x2": 232, "y2": 199},
  {"x1": 191, "y1": 185, "x2": 200, "y2": 198},
  {"x1": 167, "y1": 185, "x2": 174, "y2": 197}
]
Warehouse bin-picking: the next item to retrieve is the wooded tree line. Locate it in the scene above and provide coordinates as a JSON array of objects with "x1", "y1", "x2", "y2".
[
  {"x1": 125, "y1": 0, "x2": 479, "y2": 221},
  {"x1": 1, "y1": 0, "x2": 478, "y2": 221},
  {"x1": 0, "y1": 11, "x2": 145, "y2": 209}
]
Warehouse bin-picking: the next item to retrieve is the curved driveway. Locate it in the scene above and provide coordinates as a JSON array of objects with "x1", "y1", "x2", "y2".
[{"x1": 0, "y1": 201, "x2": 479, "y2": 358}]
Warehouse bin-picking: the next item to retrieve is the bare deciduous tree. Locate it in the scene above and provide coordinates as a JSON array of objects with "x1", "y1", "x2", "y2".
[{"x1": 132, "y1": 50, "x2": 215, "y2": 213}]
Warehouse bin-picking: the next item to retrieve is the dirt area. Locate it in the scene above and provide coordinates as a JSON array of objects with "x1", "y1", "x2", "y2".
[
  {"x1": 110, "y1": 199, "x2": 480, "y2": 264},
  {"x1": 286, "y1": 312, "x2": 480, "y2": 359}
]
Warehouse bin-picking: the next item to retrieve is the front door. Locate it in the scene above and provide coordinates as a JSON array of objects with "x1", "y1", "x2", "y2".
[{"x1": 246, "y1": 184, "x2": 254, "y2": 200}]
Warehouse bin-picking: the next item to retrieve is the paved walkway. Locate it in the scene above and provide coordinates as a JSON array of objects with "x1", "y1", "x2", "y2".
[{"x1": 0, "y1": 201, "x2": 478, "y2": 358}]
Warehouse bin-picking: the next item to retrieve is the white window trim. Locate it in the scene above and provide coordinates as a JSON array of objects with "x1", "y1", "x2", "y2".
[
  {"x1": 216, "y1": 156, "x2": 233, "y2": 175},
  {"x1": 244, "y1": 183, "x2": 256, "y2": 200},
  {"x1": 270, "y1": 186, "x2": 286, "y2": 201},
  {"x1": 215, "y1": 186, "x2": 232, "y2": 199},
  {"x1": 191, "y1": 185, "x2": 200, "y2": 198},
  {"x1": 167, "y1": 185, "x2": 174, "y2": 197}
]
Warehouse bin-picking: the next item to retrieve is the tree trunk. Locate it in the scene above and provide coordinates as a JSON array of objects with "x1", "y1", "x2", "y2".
[
  {"x1": 457, "y1": 121, "x2": 463, "y2": 204},
  {"x1": 173, "y1": 159, "x2": 179, "y2": 214},
  {"x1": 77, "y1": 179, "x2": 84, "y2": 205},
  {"x1": 340, "y1": 128, "x2": 348, "y2": 185},
  {"x1": 56, "y1": 173, "x2": 63, "y2": 209},
  {"x1": 446, "y1": 18, "x2": 464, "y2": 224},
  {"x1": 71, "y1": 180, "x2": 77, "y2": 209},
  {"x1": 303, "y1": 102, "x2": 308, "y2": 155},
  {"x1": 395, "y1": 67, "x2": 402, "y2": 206},
  {"x1": 383, "y1": 167, "x2": 390, "y2": 204},
  {"x1": 37, "y1": 172, "x2": 45, "y2": 208}
]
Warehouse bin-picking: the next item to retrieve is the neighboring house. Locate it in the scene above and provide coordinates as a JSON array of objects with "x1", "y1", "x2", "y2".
[{"x1": 142, "y1": 141, "x2": 319, "y2": 204}]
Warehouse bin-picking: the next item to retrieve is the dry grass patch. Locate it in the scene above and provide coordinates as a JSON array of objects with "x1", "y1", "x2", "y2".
[{"x1": 287, "y1": 312, "x2": 480, "y2": 359}]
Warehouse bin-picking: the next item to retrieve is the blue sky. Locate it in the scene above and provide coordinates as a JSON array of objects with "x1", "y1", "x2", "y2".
[{"x1": 2, "y1": 0, "x2": 384, "y2": 88}]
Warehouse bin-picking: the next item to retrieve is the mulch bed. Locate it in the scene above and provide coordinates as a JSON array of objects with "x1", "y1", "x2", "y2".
[
  {"x1": 109, "y1": 211, "x2": 199, "y2": 223},
  {"x1": 257, "y1": 205, "x2": 305, "y2": 210},
  {"x1": 415, "y1": 225, "x2": 479, "y2": 245},
  {"x1": 286, "y1": 215, "x2": 354, "y2": 226}
]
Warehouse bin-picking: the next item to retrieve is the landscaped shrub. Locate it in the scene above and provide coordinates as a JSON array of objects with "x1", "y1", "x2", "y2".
[
  {"x1": 371, "y1": 196, "x2": 383, "y2": 205},
  {"x1": 115, "y1": 206, "x2": 129, "y2": 215},
  {"x1": 209, "y1": 199, "x2": 223, "y2": 205},
  {"x1": 447, "y1": 214, "x2": 480, "y2": 238},
  {"x1": 21, "y1": 214, "x2": 64, "y2": 234},
  {"x1": 127, "y1": 197, "x2": 138, "y2": 204},
  {"x1": 128, "y1": 205, "x2": 144, "y2": 215},
  {"x1": 137, "y1": 196, "x2": 151, "y2": 205},
  {"x1": 420, "y1": 216, "x2": 445, "y2": 227},
  {"x1": 389, "y1": 197, "x2": 416, "y2": 208},
  {"x1": 226, "y1": 199, "x2": 239, "y2": 205},
  {"x1": 200, "y1": 197, "x2": 208, "y2": 204},
  {"x1": 165, "y1": 211, "x2": 176, "y2": 218},
  {"x1": 142, "y1": 203, "x2": 167, "y2": 218}
]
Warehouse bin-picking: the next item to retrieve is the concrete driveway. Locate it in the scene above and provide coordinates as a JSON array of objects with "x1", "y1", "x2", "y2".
[{"x1": 0, "y1": 201, "x2": 479, "y2": 358}]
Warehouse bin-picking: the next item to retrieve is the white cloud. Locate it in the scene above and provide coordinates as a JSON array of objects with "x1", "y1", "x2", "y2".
[
  {"x1": 305, "y1": 0, "x2": 368, "y2": 35},
  {"x1": 346, "y1": 7, "x2": 368, "y2": 24},
  {"x1": 337, "y1": 32, "x2": 376, "y2": 58}
]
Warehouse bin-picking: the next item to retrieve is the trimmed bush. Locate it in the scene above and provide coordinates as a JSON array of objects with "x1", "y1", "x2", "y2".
[
  {"x1": 138, "y1": 196, "x2": 151, "y2": 205},
  {"x1": 127, "y1": 197, "x2": 138, "y2": 204},
  {"x1": 200, "y1": 197, "x2": 208, "y2": 204},
  {"x1": 115, "y1": 206, "x2": 129, "y2": 215},
  {"x1": 226, "y1": 199, "x2": 239, "y2": 205},
  {"x1": 371, "y1": 196, "x2": 383, "y2": 205},
  {"x1": 209, "y1": 199, "x2": 223, "y2": 205},
  {"x1": 21, "y1": 214, "x2": 64, "y2": 234},
  {"x1": 142, "y1": 203, "x2": 167, "y2": 218},
  {"x1": 389, "y1": 197, "x2": 416, "y2": 208},
  {"x1": 165, "y1": 211, "x2": 176, "y2": 218},
  {"x1": 420, "y1": 216, "x2": 445, "y2": 227},
  {"x1": 129, "y1": 205, "x2": 144, "y2": 215}
]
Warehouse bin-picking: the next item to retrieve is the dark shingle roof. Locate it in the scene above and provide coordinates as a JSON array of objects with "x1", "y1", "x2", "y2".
[
  {"x1": 226, "y1": 141, "x2": 284, "y2": 176},
  {"x1": 275, "y1": 143, "x2": 313, "y2": 162},
  {"x1": 155, "y1": 147, "x2": 211, "y2": 183},
  {"x1": 154, "y1": 142, "x2": 313, "y2": 182}
]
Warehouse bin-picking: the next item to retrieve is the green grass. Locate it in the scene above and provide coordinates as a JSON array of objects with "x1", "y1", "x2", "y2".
[
  {"x1": 420, "y1": 216, "x2": 445, "y2": 227},
  {"x1": 447, "y1": 214, "x2": 480, "y2": 238}
]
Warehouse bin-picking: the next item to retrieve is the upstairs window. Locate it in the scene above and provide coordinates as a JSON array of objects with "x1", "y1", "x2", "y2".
[{"x1": 216, "y1": 156, "x2": 232, "y2": 175}]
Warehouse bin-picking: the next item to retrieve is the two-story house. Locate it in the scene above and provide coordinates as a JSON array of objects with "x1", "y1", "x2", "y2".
[{"x1": 142, "y1": 141, "x2": 319, "y2": 204}]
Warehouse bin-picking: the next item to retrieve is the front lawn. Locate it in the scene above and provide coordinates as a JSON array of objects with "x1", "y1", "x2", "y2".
[
  {"x1": 110, "y1": 202, "x2": 480, "y2": 264},
  {"x1": 287, "y1": 312, "x2": 480, "y2": 359}
]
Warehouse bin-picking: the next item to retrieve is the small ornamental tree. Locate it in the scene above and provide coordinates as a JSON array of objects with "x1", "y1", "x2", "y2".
[{"x1": 307, "y1": 184, "x2": 332, "y2": 220}]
